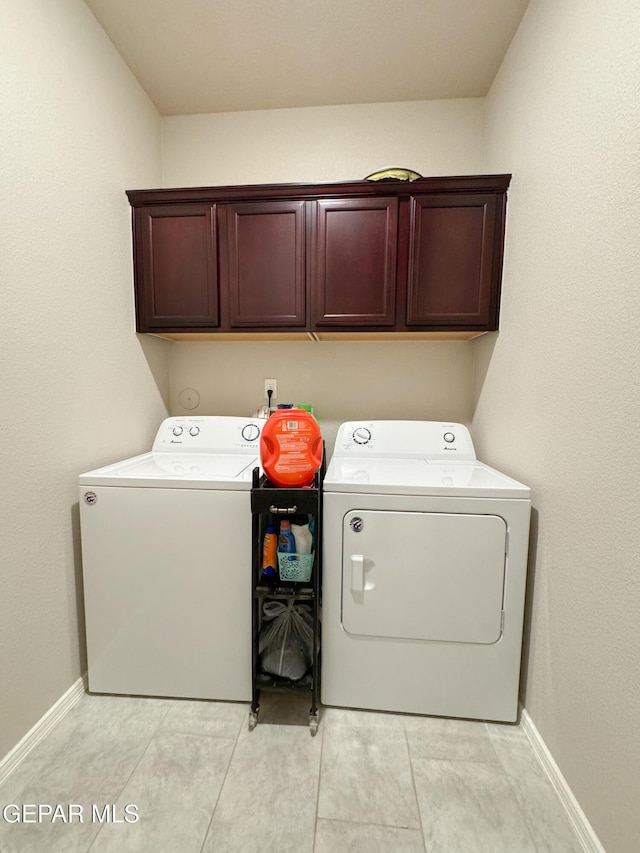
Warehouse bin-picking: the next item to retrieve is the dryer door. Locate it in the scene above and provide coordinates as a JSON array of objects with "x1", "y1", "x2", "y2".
[{"x1": 342, "y1": 510, "x2": 506, "y2": 644}]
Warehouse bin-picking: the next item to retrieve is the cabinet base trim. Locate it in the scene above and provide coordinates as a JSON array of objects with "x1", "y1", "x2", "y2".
[{"x1": 147, "y1": 331, "x2": 487, "y2": 342}]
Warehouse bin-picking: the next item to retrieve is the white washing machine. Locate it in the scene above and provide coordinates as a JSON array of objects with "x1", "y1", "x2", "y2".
[
  {"x1": 79, "y1": 415, "x2": 264, "y2": 701},
  {"x1": 321, "y1": 420, "x2": 531, "y2": 722}
]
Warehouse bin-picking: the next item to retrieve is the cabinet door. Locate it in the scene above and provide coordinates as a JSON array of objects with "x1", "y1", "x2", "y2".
[
  {"x1": 223, "y1": 201, "x2": 306, "y2": 328},
  {"x1": 407, "y1": 194, "x2": 500, "y2": 328},
  {"x1": 134, "y1": 204, "x2": 218, "y2": 331},
  {"x1": 311, "y1": 197, "x2": 398, "y2": 327}
]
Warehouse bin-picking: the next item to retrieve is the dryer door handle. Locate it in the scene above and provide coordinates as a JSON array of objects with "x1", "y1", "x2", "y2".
[{"x1": 351, "y1": 554, "x2": 365, "y2": 592}]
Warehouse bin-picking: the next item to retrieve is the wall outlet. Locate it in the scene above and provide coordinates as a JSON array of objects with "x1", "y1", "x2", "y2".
[{"x1": 264, "y1": 378, "x2": 277, "y2": 400}]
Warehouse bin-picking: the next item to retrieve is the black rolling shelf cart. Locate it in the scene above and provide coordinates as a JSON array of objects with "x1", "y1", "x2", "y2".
[{"x1": 249, "y1": 453, "x2": 324, "y2": 736}]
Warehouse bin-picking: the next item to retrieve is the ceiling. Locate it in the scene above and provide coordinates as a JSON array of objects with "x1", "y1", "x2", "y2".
[{"x1": 84, "y1": 0, "x2": 530, "y2": 117}]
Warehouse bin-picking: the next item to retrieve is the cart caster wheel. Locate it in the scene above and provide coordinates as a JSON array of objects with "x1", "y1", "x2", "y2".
[
  {"x1": 309, "y1": 716, "x2": 319, "y2": 737},
  {"x1": 248, "y1": 710, "x2": 259, "y2": 732}
]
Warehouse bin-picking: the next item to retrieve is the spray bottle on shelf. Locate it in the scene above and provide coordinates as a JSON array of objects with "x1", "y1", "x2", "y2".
[
  {"x1": 277, "y1": 520, "x2": 296, "y2": 562},
  {"x1": 262, "y1": 526, "x2": 278, "y2": 578}
]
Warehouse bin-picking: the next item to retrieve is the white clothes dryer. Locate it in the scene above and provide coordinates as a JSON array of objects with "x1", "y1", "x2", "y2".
[
  {"x1": 79, "y1": 416, "x2": 264, "y2": 702},
  {"x1": 321, "y1": 421, "x2": 531, "y2": 722}
]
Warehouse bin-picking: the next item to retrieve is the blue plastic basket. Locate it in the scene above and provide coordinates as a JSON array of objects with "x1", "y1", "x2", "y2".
[{"x1": 277, "y1": 552, "x2": 314, "y2": 582}]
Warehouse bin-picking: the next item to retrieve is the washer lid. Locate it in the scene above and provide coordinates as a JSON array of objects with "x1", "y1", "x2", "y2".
[
  {"x1": 79, "y1": 452, "x2": 258, "y2": 489},
  {"x1": 324, "y1": 457, "x2": 529, "y2": 498}
]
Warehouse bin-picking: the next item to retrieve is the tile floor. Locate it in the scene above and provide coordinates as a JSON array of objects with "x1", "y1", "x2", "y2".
[{"x1": 0, "y1": 692, "x2": 585, "y2": 853}]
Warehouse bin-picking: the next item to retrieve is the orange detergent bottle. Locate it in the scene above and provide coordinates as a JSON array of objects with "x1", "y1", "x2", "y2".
[{"x1": 260, "y1": 407, "x2": 323, "y2": 487}]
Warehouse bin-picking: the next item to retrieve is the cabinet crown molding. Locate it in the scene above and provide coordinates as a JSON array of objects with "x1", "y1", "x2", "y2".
[{"x1": 127, "y1": 174, "x2": 511, "y2": 207}]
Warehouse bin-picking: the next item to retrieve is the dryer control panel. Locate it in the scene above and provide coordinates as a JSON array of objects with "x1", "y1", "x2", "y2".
[{"x1": 334, "y1": 421, "x2": 476, "y2": 461}]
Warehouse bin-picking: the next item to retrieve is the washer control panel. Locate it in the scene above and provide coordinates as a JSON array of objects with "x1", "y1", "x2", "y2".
[
  {"x1": 335, "y1": 421, "x2": 476, "y2": 461},
  {"x1": 171, "y1": 425, "x2": 201, "y2": 437},
  {"x1": 152, "y1": 416, "x2": 264, "y2": 453}
]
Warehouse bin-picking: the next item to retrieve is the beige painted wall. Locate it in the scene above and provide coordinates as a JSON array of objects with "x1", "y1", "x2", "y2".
[
  {"x1": 163, "y1": 100, "x2": 484, "y2": 437},
  {"x1": 161, "y1": 99, "x2": 485, "y2": 187},
  {"x1": 473, "y1": 1, "x2": 640, "y2": 850},
  {"x1": 169, "y1": 341, "x2": 474, "y2": 455},
  {"x1": 0, "y1": 0, "x2": 169, "y2": 759}
]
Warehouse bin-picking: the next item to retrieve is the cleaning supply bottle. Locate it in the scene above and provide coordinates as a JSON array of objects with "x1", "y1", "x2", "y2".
[
  {"x1": 260, "y1": 407, "x2": 323, "y2": 488},
  {"x1": 297, "y1": 403, "x2": 317, "y2": 422},
  {"x1": 262, "y1": 526, "x2": 277, "y2": 578},
  {"x1": 291, "y1": 521, "x2": 313, "y2": 554},
  {"x1": 277, "y1": 520, "x2": 296, "y2": 556}
]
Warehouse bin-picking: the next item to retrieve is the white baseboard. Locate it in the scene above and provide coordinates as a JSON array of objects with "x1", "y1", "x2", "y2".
[
  {"x1": 0, "y1": 677, "x2": 86, "y2": 789},
  {"x1": 520, "y1": 708, "x2": 606, "y2": 853}
]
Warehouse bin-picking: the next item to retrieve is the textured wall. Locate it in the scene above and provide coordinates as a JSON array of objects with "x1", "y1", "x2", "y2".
[
  {"x1": 0, "y1": 0, "x2": 168, "y2": 759},
  {"x1": 161, "y1": 99, "x2": 485, "y2": 187},
  {"x1": 169, "y1": 340, "x2": 475, "y2": 456},
  {"x1": 162, "y1": 100, "x2": 484, "y2": 432},
  {"x1": 473, "y1": 1, "x2": 640, "y2": 850}
]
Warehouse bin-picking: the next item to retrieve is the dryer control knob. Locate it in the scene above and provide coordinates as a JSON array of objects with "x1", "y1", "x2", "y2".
[
  {"x1": 189, "y1": 426, "x2": 200, "y2": 437},
  {"x1": 353, "y1": 427, "x2": 372, "y2": 445},
  {"x1": 443, "y1": 432, "x2": 455, "y2": 443},
  {"x1": 172, "y1": 426, "x2": 184, "y2": 436}
]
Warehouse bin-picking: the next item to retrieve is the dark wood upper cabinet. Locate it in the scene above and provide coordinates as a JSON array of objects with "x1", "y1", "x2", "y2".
[
  {"x1": 311, "y1": 197, "x2": 397, "y2": 327},
  {"x1": 127, "y1": 175, "x2": 510, "y2": 338},
  {"x1": 407, "y1": 194, "x2": 500, "y2": 328},
  {"x1": 132, "y1": 203, "x2": 218, "y2": 331},
  {"x1": 220, "y1": 200, "x2": 305, "y2": 328}
]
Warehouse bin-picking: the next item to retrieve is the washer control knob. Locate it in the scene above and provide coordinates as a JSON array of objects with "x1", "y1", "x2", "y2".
[
  {"x1": 353, "y1": 427, "x2": 372, "y2": 445},
  {"x1": 242, "y1": 423, "x2": 260, "y2": 442},
  {"x1": 172, "y1": 426, "x2": 184, "y2": 436},
  {"x1": 189, "y1": 426, "x2": 200, "y2": 437},
  {"x1": 443, "y1": 432, "x2": 455, "y2": 443}
]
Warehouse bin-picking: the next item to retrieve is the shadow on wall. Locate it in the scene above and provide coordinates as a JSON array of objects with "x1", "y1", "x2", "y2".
[
  {"x1": 471, "y1": 331, "x2": 499, "y2": 413},
  {"x1": 519, "y1": 507, "x2": 539, "y2": 712},
  {"x1": 70, "y1": 502, "x2": 88, "y2": 679},
  {"x1": 137, "y1": 334, "x2": 172, "y2": 412},
  {"x1": 469, "y1": 332, "x2": 537, "y2": 712}
]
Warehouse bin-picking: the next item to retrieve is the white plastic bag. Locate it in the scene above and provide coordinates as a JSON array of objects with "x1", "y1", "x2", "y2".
[{"x1": 259, "y1": 600, "x2": 314, "y2": 680}]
